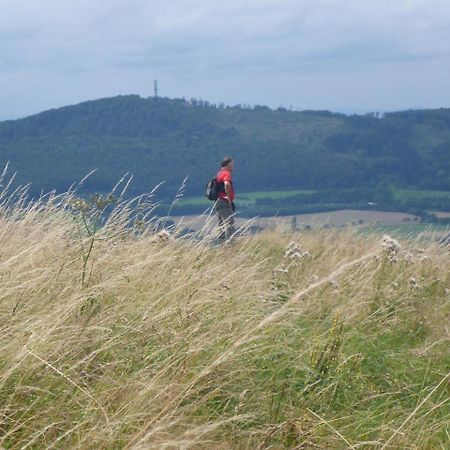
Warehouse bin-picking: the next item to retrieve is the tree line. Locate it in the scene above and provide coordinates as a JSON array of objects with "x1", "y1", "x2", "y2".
[{"x1": 0, "y1": 95, "x2": 449, "y2": 214}]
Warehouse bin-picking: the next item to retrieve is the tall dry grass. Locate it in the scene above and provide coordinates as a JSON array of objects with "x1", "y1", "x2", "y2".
[{"x1": 0, "y1": 175, "x2": 449, "y2": 449}]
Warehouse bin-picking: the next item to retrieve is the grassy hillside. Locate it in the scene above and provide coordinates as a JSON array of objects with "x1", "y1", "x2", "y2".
[
  {"x1": 0, "y1": 177, "x2": 449, "y2": 449},
  {"x1": 1, "y1": 96, "x2": 450, "y2": 205}
]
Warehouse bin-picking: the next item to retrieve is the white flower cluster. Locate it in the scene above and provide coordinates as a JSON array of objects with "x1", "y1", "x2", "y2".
[
  {"x1": 403, "y1": 250, "x2": 431, "y2": 263},
  {"x1": 284, "y1": 241, "x2": 310, "y2": 260},
  {"x1": 382, "y1": 235, "x2": 401, "y2": 261},
  {"x1": 381, "y1": 235, "x2": 431, "y2": 264},
  {"x1": 70, "y1": 198, "x2": 89, "y2": 212},
  {"x1": 273, "y1": 242, "x2": 311, "y2": 276}
]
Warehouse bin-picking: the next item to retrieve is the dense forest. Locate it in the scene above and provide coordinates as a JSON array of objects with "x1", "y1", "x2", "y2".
[{"x1": 0, "y1": 95, "x2": 450, "y2": 215}]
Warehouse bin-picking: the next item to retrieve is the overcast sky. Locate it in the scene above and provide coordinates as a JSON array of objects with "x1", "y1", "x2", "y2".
[{"x1": 1, "y1": 0, "x2": 450, "y2": 120}]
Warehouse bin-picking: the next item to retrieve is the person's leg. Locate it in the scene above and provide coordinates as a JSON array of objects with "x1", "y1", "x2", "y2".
[
  {"x1": 215, "y1": 201, "x2": 227, "y2": 243},
  {"x1": 220, "y1": 201, "x2": 235, "y2": 242},
  {"x1": 224, "y1": 210, "x2": 236, "y2": 241},
  {"x1": 218, "y1": 215, "x2": 226, "y2": 243}
]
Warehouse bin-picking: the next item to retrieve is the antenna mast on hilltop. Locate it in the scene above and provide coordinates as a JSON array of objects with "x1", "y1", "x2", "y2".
[{"x1": 153, "y1": 80, "x2": 159, "y2": 98}]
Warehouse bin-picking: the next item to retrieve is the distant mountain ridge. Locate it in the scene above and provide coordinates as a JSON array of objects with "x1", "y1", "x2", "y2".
[{"x1": 0, "y1": 95, "x2": 449, "y2": 199}]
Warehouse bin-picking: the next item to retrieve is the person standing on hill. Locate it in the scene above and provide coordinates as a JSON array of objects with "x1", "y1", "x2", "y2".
[{"x1": 215, "y1": 157, "x2": 236, "y2": 243}]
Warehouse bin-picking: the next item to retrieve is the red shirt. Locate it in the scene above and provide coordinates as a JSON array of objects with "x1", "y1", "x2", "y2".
[{"x1": 216, "y1": 169, "x2": 234, "y2": 201}]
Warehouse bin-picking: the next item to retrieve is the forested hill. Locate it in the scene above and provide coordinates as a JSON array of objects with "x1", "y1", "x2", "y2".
[{"x1": 1, "y1": 95, "x2": 450, "y2": 199}]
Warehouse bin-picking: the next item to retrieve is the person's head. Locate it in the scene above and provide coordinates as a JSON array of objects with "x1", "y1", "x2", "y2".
[{"x1": 221, "y1": 156, "x2": 234, "y2": 172}]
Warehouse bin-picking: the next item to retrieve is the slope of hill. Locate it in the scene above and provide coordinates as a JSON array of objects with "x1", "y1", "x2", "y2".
[
  {"x1": 1, "y1": 185, "x2": 449, "y2": 448},
  {"x1": 1, "y1": 95, "x2": 450, "y2": 205}
]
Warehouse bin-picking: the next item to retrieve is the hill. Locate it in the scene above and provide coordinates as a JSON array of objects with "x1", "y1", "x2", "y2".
[
  {"x1": 1, "y1": 96, "x2": 450, "y2": 211},
  {"x1": 0, "y1": 183, "x2": 449, "y2": 448}
]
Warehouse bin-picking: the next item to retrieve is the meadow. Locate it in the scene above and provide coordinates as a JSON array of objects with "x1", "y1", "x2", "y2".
[
  {"x1": 0, "y1": 176, "x2": 449, "y2": 449},
  {"x1": 175, "y1": 187, "x2": 450, "y2": 218},
  {"x1": 177, "y1": 189, "x2": 317, "y2": 207},
  {"x1": 179, "y1": 188, "x2": 450, "y2": 207},
  {"x1": 394, "y1": 189, "x2": 450, "y2": 201}
]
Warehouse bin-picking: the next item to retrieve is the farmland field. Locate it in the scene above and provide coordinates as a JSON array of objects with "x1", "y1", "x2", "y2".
[
  {"x1": 177, "y1": 187, "x2": 450, "y2": 214},
  {"x1": 172, "y1": 209, "x2": 420, "y2": 229},
  {"x1": 394, "y1": 188, "x2": 450, "y2": 200},
  {"x1": 178, "y1": 189, "x2": 317, "y2": 207},
  {"x1": 171, "y1": 209, "x2": 450, "y2": 240}
]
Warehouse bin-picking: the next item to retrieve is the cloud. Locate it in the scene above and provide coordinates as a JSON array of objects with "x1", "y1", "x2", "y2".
[{"x1": 1, "y1": 0, "x2": 450, "y2": 117}]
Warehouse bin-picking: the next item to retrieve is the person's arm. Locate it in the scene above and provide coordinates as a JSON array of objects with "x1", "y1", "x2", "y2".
[{"x1": 224, "y1": 181, "x2": 233, "y2": 206}]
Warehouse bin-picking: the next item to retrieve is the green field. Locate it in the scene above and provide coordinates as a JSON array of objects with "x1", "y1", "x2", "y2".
[
  {"x1": 362, "y1": 223, "x2": 450, "y2": 237},
  {"x1": 394, "y1": 188, "x2": 450, "y2": 200},
  {"x1": 179, "y1": 189, "x2": 317, "y2": 207},
  {"x1": 180, "y1": 188, "x2": 450, "y2": 209}
]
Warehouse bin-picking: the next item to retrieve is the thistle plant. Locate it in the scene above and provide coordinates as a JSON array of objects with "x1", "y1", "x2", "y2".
[{"x1": 70, "y1": 193, "x2": 116, "y2": 287}]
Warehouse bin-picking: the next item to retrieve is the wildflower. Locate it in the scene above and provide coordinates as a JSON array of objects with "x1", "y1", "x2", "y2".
[
  {"x1": 382, "y1": 235, "x2": 400, "y2": 251},
  {"x1": 403, "y1": 252, "x2": 415, "y2": 263},
  {"x1": 408, "y1": 277, "x2": 419, "y2": 289},
  {"x1": 274, "y1": 266, "x2": 289, "y2": 274},
  {"x1": 70, "y1": 198, "x2": 89, "y2": 212},
  {"x1": 284, "y1": 242, "x2": 310, "y2": 259},
  {"x1": 382, "y1": 235, "x2": 401, "y2": 262}
]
